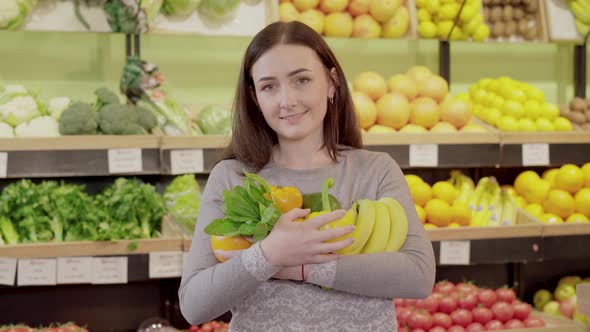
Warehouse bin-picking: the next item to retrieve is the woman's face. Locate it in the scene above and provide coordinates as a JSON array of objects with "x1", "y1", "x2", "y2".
[{"x1": 250, "y1": 44, "x2": 336, "y2": 143}]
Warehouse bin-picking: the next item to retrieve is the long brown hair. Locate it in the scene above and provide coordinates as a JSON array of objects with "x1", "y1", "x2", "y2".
[{"x1": 220, "y1": 21, "x2": 362, "y2": 172}]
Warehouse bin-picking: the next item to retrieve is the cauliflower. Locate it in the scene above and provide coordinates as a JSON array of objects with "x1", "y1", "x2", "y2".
[
  {"x1": 48, "y1": 97, "x2": 72, "y2": 120},
  {"x1": 15, "y1": 116, "x2": 59, "y2": 137},
  {"x1": 0, "y1": 95, "x2": 40, "y2": 127},
  {"x1": 1, "y1": 85, "x2": 28, "y2": 96},
  {"x1": 0, "y1": 122, "x2": 15, "y2": 138},
  {"x1": 0, "y1": 0, "x2": 37, "y2": 30}
]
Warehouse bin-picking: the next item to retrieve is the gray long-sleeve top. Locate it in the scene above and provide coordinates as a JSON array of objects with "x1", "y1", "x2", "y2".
[{"x1": 179, "y1": 148, "x2": 436, "y2": 331}]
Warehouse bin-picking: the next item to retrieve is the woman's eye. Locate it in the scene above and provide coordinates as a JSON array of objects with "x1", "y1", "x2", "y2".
[
  {"x1": 262, "y1": 84, "x2": 275, "y2": 91},
  {"x1": 297, "y1": 77, "x2": 310, "y2": 85}
]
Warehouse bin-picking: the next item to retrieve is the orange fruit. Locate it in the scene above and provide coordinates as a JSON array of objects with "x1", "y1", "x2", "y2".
[
  {"x1": 406, "y1": 66, "x2": 433, "y2": 85},
  {"x1": 376, "y1": 93, "x2": 410, "y2": 129},
  {"x1": 575, "y1": 188, "x2": 590, "y2": 217},
  {"x1": 524, "y1": 203, "x2": 544, "y2": 219},
  {"x1": 514, "y1": 170, "x2": 540, "y2": 196},
  {"x1": 554, "y1": 164, "x2": 585, "y2": 194},
  {"x1": 352, "y1": 91, "x2": 377, "y2": 129},
  {"x1": 417, "y1": 75, "x2": 449, "y2": 103},
  {"x1": 542, "y1": 168, "x2": 559, "y2": 188},
  {"x1": 582, "y1": 163, "x2": 590, "y2": 187},
  {"x1": 523, "y1": 179, "x2": 551, "y2": 204},
  {"x1": 415, "y1": 204, "x2": 426, "y2": 224},
  {"x1": 410, "y1": 181, "x2": 432, "y2": 207},
  {"x1": 405, "y1": 174, "x2": 424, "y2": 187},
  {"x1": 425, "y1": 198, "x2": 453, "y2": 227},
  {"x1": 410, "y1": 97, "x2": 440, "y2": 129},
  {"x1": 544, "y1": 189, "x2": 576, "y2": 219},
  {"x1": 388, "y1": 74, "x2": 418, "y2": 100},
  {"x1": 451, "y1": 201, "x2": 472, "y2": 226},
  {"x1": 211, "y1": 236, "x2": 252, "y2": 262},
  {"x1": 324, "y1": 12, "x2": 354, "y2": 37},
  {"x1": 353, "y1": 71, "x2": 387, "y2": 101},
  {"x1": 432, "y1": 181, "x2": 458, "y2": 205}
]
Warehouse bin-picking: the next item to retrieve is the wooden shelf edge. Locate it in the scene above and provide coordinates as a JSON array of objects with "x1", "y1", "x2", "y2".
[
  {"x1": 427, "y1": 224, "x2": 544, "y2": 241},
  {"x1": 161, "y1": 135, "x2": 230, "y2": 149},
  {"x1": 0, "y1": 136, "x2": 161, "y2": 151},
  {"x1": 363, "y1": 132, "x2": 500, "y2": 145},
  {"x1": 502, "y1": 132, "x2": 590, "y2": 144},
  {"x1": 542, "y1": 223, "x2": 590, "y2": 237}
]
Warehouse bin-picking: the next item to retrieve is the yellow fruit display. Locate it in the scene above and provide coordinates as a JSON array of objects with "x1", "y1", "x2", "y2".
[
  {"x1": 432, "y1": 181, "x2": 458, "y2": 205},
  {"x1": 567, "y1": 213, "x2": 589, "y2": 223},
  {"x1": 324, "y1": 12, "x2": 354, "y2": 37},
  {"x1": 353, "y1": 71, "x2": 388, "y2": 101},
  {"x1": 415, "y1": 0, "x2": 490, "y2": 41},
  {"x1": 582, "y1": 162, "x2": 590, "y2": 187},
  {"x1": 451, "y1": 202, "x2": 471, "y2": 226},
  {"x1": 555, "y1": 164, "x2": 585, "y2": 194},
  {"x1": 415, "y1": 204, "x2": 426, "y2": 224},
  {"x1": 410, "y1": 181, "x2": 433, "y2": 207},
  {"x1": 524, "y1": 203, "x2": 544, "y2": 219},
  {"x1": 575, "y1": 188, "x2": 590, "y2": 217},
  {"x1": 544, "y1": 189, "x2": 576, "y2": 219},
  {"x1": 425, "y1": 198, "x2": 453, "y2": 227},
  {"x1": 514, "y1": 171, "x2": 540, "y2": 197},
  {"x1": 352, "y1": 91, "x2": 377, "y2": 129}
]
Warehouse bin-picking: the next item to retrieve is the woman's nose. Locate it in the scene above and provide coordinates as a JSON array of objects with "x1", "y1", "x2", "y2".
[{"x1": 279, "y1": 86, "x2": 297, "y2": 109}]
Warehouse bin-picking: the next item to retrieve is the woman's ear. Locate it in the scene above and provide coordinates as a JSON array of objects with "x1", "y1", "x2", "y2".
[{"x1": 328, "y1": 67, "x2": 339, "y2": 99}]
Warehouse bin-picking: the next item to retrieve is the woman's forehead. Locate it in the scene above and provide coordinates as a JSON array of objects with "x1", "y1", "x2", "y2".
[{"x1": 251, "y1": 44, "x2": 324, "y2": 79}]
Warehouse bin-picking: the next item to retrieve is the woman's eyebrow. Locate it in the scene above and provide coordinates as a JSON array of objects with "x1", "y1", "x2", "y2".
[{"x1": 257, "y1": 68, "x2": 312, "y2": 82}]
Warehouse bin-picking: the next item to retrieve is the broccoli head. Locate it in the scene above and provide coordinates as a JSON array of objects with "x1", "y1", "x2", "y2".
[
  {"x1": 94, "y1": 87, "x2": 120, "y2": 110},
  {"x1": 99, "y1": 104, "x2": 145, "y2": 135},
  {"x1": 136, "y1": 106, "x2": 157, "y2": 132},
  {"x1": 59, "y1": 102, "x2": 99, "y2": 135}
]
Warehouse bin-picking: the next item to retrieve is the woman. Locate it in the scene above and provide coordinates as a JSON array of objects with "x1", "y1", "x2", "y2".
[{"x1": 179, "y1": 21, "x2": 435, "y2": 331}]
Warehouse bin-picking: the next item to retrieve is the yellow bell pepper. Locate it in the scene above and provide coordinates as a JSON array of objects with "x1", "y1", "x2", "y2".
[{"x1": 269, "y1": 185, "x2": 303, "y2": 214}]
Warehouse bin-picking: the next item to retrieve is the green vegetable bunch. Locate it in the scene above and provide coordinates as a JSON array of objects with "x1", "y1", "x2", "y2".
[{"x1": 164, "y1": 174, "x2": 202, "y2": 232}]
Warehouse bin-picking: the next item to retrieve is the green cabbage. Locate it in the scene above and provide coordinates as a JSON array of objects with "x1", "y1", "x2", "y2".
[
  {"x1": 142, "y1": 0, "x2": 164, "y2": 23},
  {"x1": 164, "y1": 175, "x2": 202, "y2": 232},
  {"x1": 199, "y1": 0, "x2": 240, "y2": 18},
  {"x1": 162, "y1": 0, "x2": 202, "y2": 17},
  {"x1": 195, "y1": 104, "x2": 232, "y2": 135}
]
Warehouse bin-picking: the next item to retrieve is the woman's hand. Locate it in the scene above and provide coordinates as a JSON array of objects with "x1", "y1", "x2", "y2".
[{"x1": 260, "y1": 208, "x2": 354, "y2": 267}]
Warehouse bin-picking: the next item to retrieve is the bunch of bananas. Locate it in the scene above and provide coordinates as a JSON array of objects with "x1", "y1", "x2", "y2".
[
  {"x1": 468, "y1": 177, "x2": 517, "y2": 227},
  {"x1": 338, "y1": 197, "x2": 409, "y2": 255},
  {"x1": 568, "y1": 0, "x2": 590, "y2": 36}
]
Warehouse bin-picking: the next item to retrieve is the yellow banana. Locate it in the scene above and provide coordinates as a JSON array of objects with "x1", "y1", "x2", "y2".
[
  {"x1": 571, "y1": 1, "x2": 590, "y2": 25},
  {"x1": 379, "y1": 197, "x2": 408, "y2": 252},
  {"x1": 361, "y1": 201, "x2": 390, "y2": 254},
  {"x1": 487, "y1": 182, "x2": 502, "y2": 227},
  {"x1": 339, "y1": 200, "x2": 374, "y2": 255},
  {"x1": 500, "y1": 191, "x2": 517, "y2": 226},
  {"x1": 334, "y1": 202, "x2": 359, "y2": 254},
  {"x1": 577, "y1": 0, "x2": 590, "y2": 13},
  {"x1": 576, "y1": 19, "x2": 590, "y2": 35}
]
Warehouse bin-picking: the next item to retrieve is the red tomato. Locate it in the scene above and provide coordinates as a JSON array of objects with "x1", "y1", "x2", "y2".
[
  {"x1": 432, "y1": 312, "x2": 453, "y2": 328},
  {"x1": 472, "y1": 306, "x2": 493, "y2": 325},
  {"x1": 478, "y1": 289, "x2": 498, "y2": 308},
  {"x1": 449, "y1": 292, "x2": 460, "y2": 302},
  {"x1": 395, "y1": 298, "x2": 406, "y2": 307},
  {"x1": 189, "y1": 326, "x2": 200, "y2": 332},
  {"x1": 456, "y1": 282, "x2": 478, "y2": 295},
  {"x1": 410, "y1": 329, "x2": 425, "y2": 332},
  {"x1": 512, "y1": 301, "x2": 532, "y2": 320},
  {"x1": 429, "y1": 327, "x2": 447, "y2": 332},
  {"x1": 406, "y1": 299, "x2": 419, "y2": 307},
  {"x1": 458, "y1": 293, "x2": 478, "y2": 310},
  {"x1": 485, "y1": 320, "x2": 504, "y2": 330},
  {"x1": 416, "y1": 296, "x2": 439, "y2": 314},
  {"x1": 398, "y1": 327, "x2": 409, "y2": 332},
  {"x1": 524, "y1": 317, "x2": 545, "y2": 328},
  {"x1": 397, "y1": 307, "x2": 414, "y2": 326},
  {"x1": 200, "y1": 323, "x2": 213, "y2": 332},
  {"x1": 450, "y1": 309, "x2": 473, "y2": 327},
  {"x1": 439, "y1": 297, "x2": 459, "y2": 314},
  {"x1": 448, "y1": 326, "x2": 466, "y2": 332},
  {"x1": 491, "y1": 301, "x2": 514, "y2": 323},
  {"x1": 435, "y1": 281, "x2": 456, "y2": 295},
  {"x1": 496, "y1": 288, "x2": 516, "y2": 303},
  {"x1": 211, "y1": 321, "x2": 221, "y2": 329},
  {"x1": 504, "y1": 319, "x2": 525, "y2": 329},
  {"x1": 431, "y1": 292, "x2": 445, "y2": 302},
  {"x1": 408, "y1": 311, "x2": 433, "y2": 330},
  {"x1": 465, "y1": 322, "x2": 486, "y2": 332}
]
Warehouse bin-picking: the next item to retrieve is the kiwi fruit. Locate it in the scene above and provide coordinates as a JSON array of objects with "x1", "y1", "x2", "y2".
[
  {"x1": 491, "y1": 7, "x2": 503, "y2": 22},
  {"x1": 484, "y1": 7, "x2": 491, "y2": 21},
  {"x1": 527, "y1": 0, "x2": 538, "y2": 12},
  {"x1": 492, "y1": 0, "x2": 502, "y2": 5},
  {"x1": 505, "y1": 21, "x2": 517, "y2": 37},
  {"x1": 570, "y1": 97, "x2": 588, "y2": 112},
  {"x1": 492, "y1": 22, "x2": 506, "y2": 38},
  {"x1": 566, "y1": 111, "x2": 587, "y2": 124},
  {"x1": 586, "y1": 110, "x2": 590, "y2": 122},
  {"x1": 560, "y1": 106, "x2": 571, "y2": 116},
  {"x1": 514, "y1": 8, "x2": 525, "y2": 19},
  {"x1": 518, "y1": 19, "x2": 529, "y2": 35},
  {"x1": 582, "y1": 123, "x2": 590, "y2": 131},
  {"x1": 524, "y1": 26, "x2": 537, "y2": 40},
  {"x1": 483, "y1": 0, "x2": 492, "y2": 4},
  {"x1": 503, "y1": 6, "x2": 514, "y2": 21}
]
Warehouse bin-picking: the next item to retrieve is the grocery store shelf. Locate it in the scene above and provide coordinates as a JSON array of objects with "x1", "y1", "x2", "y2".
[
  {"x1": 0, "y1": 136, "x2": 160, "y2": 178},
  {"x1": 501, "y1": 132, "x2": 590, "y2": 167},
  {"x1": 0, "y1": 217, "x2": 183, "y2": 259}
]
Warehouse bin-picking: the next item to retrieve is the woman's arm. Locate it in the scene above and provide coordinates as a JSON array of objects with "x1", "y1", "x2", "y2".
[
  {"x1": 305, "y1": 154, "x2": 436, "y2": 299},
  {"x1": 178, "y1": 162, "x2": 280, "y2": 325}
]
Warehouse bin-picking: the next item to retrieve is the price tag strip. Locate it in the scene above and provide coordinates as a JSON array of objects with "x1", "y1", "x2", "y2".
[
  {"x1": 409, "y1": 144, "x2": 438, "y2": 167},
  {"x1": 522, "y1": 143, "x2": 550, "y2": 166},
  {"x1": 17, "y1": 258, "x2": 57, "y2": 286},
  {"x1": 91, "y1": 257, "x2": 128, "y2": 284},
  {"x1": 0, "y1": 152, "x2": 7, "y2": 178},
  {"x1": 440, "y1": 241, "x2": 471, "y2": 266},
  {"x1": 57, "y1": 257, "x2": 92, "y2": 284},
  {"x1": 149, "y1": 251, "x2": 184, "y2": 278},
  {"x1": 170, "y1": 149, "x2": 204, "y2": 175},
  {"x1": 0, "y1": 258, "x2": 17, "y2": 286},
  {"x1": 108, "y1": 148, "x2": 143, "y2": 174}
]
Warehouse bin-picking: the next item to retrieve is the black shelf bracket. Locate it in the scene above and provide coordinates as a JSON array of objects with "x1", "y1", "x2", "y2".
[
  {"x1": 439, "y1": 41, "x2": 451, "y2": 83},
  {"x1": 574, "y1": 31, "x2": 590, "y2": 98},
  {"x1": 125, "y1": 34, "x2": 141, "y2": 58}
]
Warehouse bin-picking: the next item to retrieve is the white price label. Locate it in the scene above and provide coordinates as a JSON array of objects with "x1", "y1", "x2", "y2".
[
  {"x1": 108, "y1": 148, "x2": 142, "y2": 174},
  {"x1": 170, "y1": 149, "x2": 204, "y2": 175},
  {"x1": 522, "y1": 144, "x2": 550, "y2": 166},
  {"x1": 409, "y1": 144, "x2": 438, "y2": 167},
  {"x1": 0, "y1": 258, "x2": 17, "y2": 286},
  {"x1": 0, "y1": 152, "x2": 8, "y2": 178},
  {"x1": 440, "y1": 241, "x2": 471, "y2": 265},
  {"x1": 17, "y1": 258, "x2": 57, "y2": 286},
  {"x1": 91, "y1": 257, "x2": 127, "y2": 284},
  {"x1": 57, "y1": 257, "x2": 92, "y2": 284},
  {"x1": 149, "y1": 251, "x2": 184, "y2": 279}
]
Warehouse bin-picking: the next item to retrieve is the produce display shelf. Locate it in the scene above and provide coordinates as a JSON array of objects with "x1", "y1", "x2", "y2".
[
  {"x1": 160, "y1": 135, "x2": 229, "y2": 175},
  {"x1": 0, "y1": 135, "x2": 161, "y2": 178},
  {"x1": 0, "y1": 217, "x2": 183, "y2": 259},
  {"x1": 500, "y1": 132, "x2": 590, "y2": 167},
  {"x1": 521, "y1": 311, "x2": 588, "y2": 332}
]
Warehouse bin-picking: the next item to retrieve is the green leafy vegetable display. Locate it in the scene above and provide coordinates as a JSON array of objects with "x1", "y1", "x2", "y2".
[
  {"x1": 164, "y1": 174, "x2": 202, "y2": 232},
  {"x1": 204, "y1": 171, "x2": 282, "y2": 242}
]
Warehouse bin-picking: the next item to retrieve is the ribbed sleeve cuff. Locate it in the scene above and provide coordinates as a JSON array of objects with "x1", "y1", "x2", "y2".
[
  {"x1": 241, "y1": 242, "x2": 281, "y2": 282},
  {"x1": 306, "y1": 260, "x2": 337, "y2": 288}
]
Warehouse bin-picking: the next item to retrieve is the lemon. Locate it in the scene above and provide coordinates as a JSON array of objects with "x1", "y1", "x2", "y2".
[
  {"x1": 574, "y1": 188, "x2": 590, "y2": 217},
  {"x1": 541, "y1": 213, "x2": 564, "y2": 224},
  {"x1": 554, "y1": 117, "x2": 573, "y2": 131},
  {"x1": 583, "y1": 163, "x2": 590, "y2": 187},
  {"x1": 418, "y1": 21, "x2": 437, "y2": 38},
  {"x1": 567, "y1": 213, "x2": 589, "y2": 223},
  {"x1": 542, "y1": 168, "x2": 559, "y2": 187},
  {"x1": 525, "y1": 203, "x2": 544, "y2": 219},
  {"x1": 424, "y1": 0, "x2": 440, "y2": 14},
  {"x1": 544, "y1": 189, "x2": 576, "y2": 219},
  {"x1": 437, "y1": 20, "x2": 454, "y2": 39},
  {"x1": 369, "y1": 0, "x2": 401, "y2": 23},
  {"x1": 463, "y1": 14, "x2": 482, "y2": 35},
  {"x1": 523, "y1": 179, "x2": 551, "y2": 204},
  {"x1": 438, "y1": 3, "x2": 459, "y2": 20},
  {"x1": 460, "y1": 4, "x2": 478, "y2": 22},
  {"x1": 424, "y1": 223, "x2": 438, "y2": 229},
  {"x1": 298, "y1": 9, "x2": 325, "y2": 34},
  {"x1": 432, "y1": 181, "x2": 458, "y2": 205},
  {"x1": 425, "y1": 198, "x2": 453, "y2": 227},
  {"x1": 451, "y1": 202, "x2": 472, "y2": 226},
  {"x1": 410, "y1": 181, "x2": 433, "y2": 207},
  {"x1": 405, "y1": 174, "x2": 424, "y2": 186},
  {"x1": 515, "y1": 171, "x2": 541, "y2": 196},
  {"x1": 417, "y1": 8, "x2": 431, "y2": 23},
  {"x1": 279, "y1": 3, "x2": 300, "y2": 22},
  {"x1": 555, "y1": 164, "x2": 585, "y2": 194}
]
